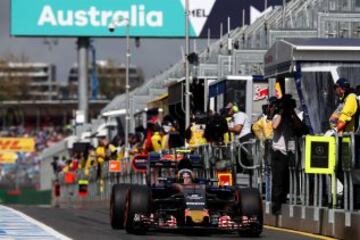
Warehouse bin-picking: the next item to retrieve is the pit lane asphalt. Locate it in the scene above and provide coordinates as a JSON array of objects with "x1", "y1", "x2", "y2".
[{"x1": 12, "y1": 205, "x2": 319, "y2": 240}]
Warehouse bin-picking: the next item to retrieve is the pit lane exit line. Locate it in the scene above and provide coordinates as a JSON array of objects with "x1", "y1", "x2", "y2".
[
  {"x1": 0, "y1": 205, "x2": 72, "y2": 240},
  {"x1": 264, "y1": 225, "x2": 336, "y2": 240}
]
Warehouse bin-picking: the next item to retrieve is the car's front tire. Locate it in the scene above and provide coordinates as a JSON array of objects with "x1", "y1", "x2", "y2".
[
  {"x1": 110, "y1": 183, "x2": 131, "y2": 229},
  {"x1": 237, "y1": 188, "x2": 263, "y2": 237},
  {"x1": 124, "y1": 185, "x2": 152, "y2": 234}
]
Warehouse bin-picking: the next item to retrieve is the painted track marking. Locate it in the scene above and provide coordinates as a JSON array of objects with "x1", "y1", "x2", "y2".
[
  {"x1": 265, "y1": 225, "x2": 337, "y2": 240},
  {"x1": 0, "y1": 205, "x2": 72, "y2": 240}
]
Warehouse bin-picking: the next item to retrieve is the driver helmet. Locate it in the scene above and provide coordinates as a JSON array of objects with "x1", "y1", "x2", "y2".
[{"x1": 177, "y1": 168, "x2": 194, "y2": 184}]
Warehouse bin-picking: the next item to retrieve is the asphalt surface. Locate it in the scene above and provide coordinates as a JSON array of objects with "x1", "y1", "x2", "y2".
[{"x1": 11, "y1": 205, "x2": 319, "y2": 240}]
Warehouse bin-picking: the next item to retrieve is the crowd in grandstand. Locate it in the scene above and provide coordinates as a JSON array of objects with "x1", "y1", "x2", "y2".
[
  {"x1": 0, "y1": 125, "x2": 72, "y2": 186},
  {"x1": 0, "y1": 125, "x2": 72, "y2": 149}
]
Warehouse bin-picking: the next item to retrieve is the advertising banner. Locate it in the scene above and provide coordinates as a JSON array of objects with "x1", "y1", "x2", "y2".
[
  {"x1": 108, "y1": 160, "x2": 121, "y2": 173},
  {"x1": 305, "y1": 136, "x2": 336, "y2": 174},
  {"x1": 0, "y1": 152, "x2": 18, "y2": 164},
  {"x1": 11, "y1": 0, "x2": 282, "y2": 38},
  {"x1": 0, "y1": 138, "x2": 35, "y2": 152}
]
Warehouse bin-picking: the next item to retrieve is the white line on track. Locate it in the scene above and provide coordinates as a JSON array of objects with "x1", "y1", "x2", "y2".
[{"x1": 0, "y1": 205, "x2": 72, "y2": 240}]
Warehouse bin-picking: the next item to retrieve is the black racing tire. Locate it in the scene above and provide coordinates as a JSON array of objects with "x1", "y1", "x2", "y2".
[
  {"x1": 124, "y1": 185, "x2": 152, "y2": 234},
  {"x1": 110, "y1": 183, "x2": 131, "y2": 230},
  {"x1": 238, "y1": 188, "x2": 263, "y2": 237}
]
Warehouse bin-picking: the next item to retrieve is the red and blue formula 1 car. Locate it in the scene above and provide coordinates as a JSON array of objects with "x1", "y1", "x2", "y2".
[{"x1": 110, "y1": 151, "x2": 263, "y2": 237}]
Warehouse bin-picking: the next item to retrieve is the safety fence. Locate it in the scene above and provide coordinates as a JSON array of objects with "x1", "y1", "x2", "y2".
[
  {"x1": 262, "y1": 133, "x2": 360, "y2": 240},
  {"x1": 55, "y1": 133, "x2": 360, "y2": 239}
]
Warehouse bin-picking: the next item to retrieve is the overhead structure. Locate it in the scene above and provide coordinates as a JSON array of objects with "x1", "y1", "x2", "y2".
[
  {"x1": 264, "y1": 38, "x2": 360, "y2": 134},
  {"x1": 264, "y1": 38, "x2": 360, "y2": 78}
]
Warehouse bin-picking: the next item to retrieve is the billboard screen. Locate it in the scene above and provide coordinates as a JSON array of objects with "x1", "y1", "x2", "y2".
[{"x1": 11, "y1": 0, "x2": 282, "y2": 38}]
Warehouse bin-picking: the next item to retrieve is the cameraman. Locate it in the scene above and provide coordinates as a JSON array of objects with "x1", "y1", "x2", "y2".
[{"x1": 270, "y1": 94, "x2": 299, "y2": 215}]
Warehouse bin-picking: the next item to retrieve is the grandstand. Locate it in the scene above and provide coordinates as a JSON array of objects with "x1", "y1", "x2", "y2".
[
  {"x1": 38, "y1": 0, "x2": 360, "y2": 186},
  {"x1": 100, "y1": 0, "x2": 360, "y2": 120}
]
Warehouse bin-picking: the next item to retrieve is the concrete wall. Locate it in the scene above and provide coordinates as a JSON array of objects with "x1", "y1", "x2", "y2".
[
  {"x1": 40, "y1": 139, "x2": 69, "y2": 190},
  {"x1": 264, "y1": 202, "x2": 360, "y2": 240}
]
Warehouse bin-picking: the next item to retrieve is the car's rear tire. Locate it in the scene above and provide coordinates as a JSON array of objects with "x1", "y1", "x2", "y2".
[
  {"x1": 238, "y1": 188, "x2": 263, "y2": 237},
  {"x1": 110, "y1": 183, "x2": 131, "y2": 229},
  {"x1": 124, "y1": 185, "x2": 152, "y2": 234}
]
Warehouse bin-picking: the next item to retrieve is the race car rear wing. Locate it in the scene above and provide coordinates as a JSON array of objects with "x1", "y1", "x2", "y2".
[
  {"x1": 148, "y1": 152, "x2": 204, "y2": 169},
  {"x1": 131, "y1": 152, "x2": 204, "y2": 173}
]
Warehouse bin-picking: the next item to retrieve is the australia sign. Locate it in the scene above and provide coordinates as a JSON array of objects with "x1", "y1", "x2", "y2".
[{"x1": 11, "y1": 0, "x2": 282, "y2": 38}]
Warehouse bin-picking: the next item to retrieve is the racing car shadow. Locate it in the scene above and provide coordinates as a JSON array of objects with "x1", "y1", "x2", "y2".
[{"x1": 141, "y1": 229, "x2": 264, "y2": 239}]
